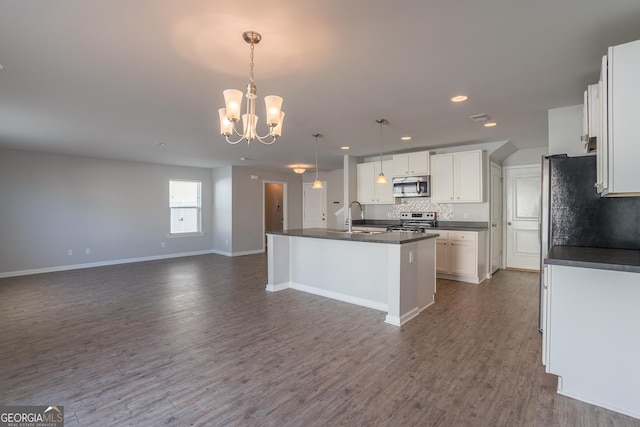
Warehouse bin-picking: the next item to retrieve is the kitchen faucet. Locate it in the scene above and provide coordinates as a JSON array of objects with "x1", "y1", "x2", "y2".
[{"x1": 347, "y1": 201, "x2": 363, "y2": 233}]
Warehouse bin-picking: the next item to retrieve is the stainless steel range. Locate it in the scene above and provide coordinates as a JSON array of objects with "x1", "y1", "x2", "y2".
[{"x1": 387, "y1": 212, "x2": 437, "y2": 232}]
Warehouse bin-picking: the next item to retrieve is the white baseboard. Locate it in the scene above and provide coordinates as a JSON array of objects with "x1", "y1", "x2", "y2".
[
  {"x1": 0, "y1": 250, "x2": 214, "y2": 278},
  {"x1": 436, "y1": 272, "x2": 481, "y2": 284},
  {"x1": 265, "y1": 282, "x2": 291, "y2": 292},
  {"x1": 211, "y1": 249, "x2": 265, "y2": 257},
  {"x1": 290, "y1": 282, "x2": 388, "y2": 313}
]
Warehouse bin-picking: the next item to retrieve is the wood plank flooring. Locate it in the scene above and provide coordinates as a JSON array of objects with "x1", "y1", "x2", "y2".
[{"x1": 1, "y1": 254, "x2": 638, "y2": 426}]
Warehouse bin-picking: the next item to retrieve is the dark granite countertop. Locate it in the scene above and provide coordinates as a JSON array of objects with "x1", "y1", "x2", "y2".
[
  {"x1": 351, "y1": 220, "x2": 488, "y2": 232},
  {"x1": 428, "y1": 221, "x2": 489, "y2": 232},
  {"x1": 544, "y1": 245, "x2": 640, "y2": 273},
  {"x1": 266, "y1": 228, "x2": 439, "y2": 244}
]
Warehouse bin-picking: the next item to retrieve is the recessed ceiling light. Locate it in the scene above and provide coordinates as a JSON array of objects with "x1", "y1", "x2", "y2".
[
  {"x1": 340, "y1": 146, "x2": 350, "y2": 150},
  {"x1": 484, "y1": 122, "x2": 497, "y2": 127},
  {"x1": 0, "y1": 64, "x2": 4, "y2": 71},
  {"x1": 156, "y1": 142, "x2": 166, "y2": 146},
  {"x1": 401, "y1": 136, "x2": 412, "y2": 141},
  {"x1": 240, "y1": 157, "x2": 247, "y2": 161},
  {"x1": 451, "y1": 95, "x2": 468, "y2": 103}
]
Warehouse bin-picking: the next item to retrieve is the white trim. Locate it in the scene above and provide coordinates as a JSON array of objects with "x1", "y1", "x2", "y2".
[
  {"x1": 265, "y1": 282, "x2": 291, "y2": 292},
  {"x1": 211, "y1": 248, "x2": 265, "y2": 257},
  {"x1": 166, "y1": 232, "x2": 205, "y2": 238},
  {"x1": 290, "y1": 282, "x2": 388, "y2": 313},
  {"x1": 0, "y1": 250, "x2": 214, "y2": 278}
]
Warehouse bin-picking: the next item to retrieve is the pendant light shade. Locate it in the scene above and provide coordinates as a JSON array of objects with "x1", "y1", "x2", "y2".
[
  {"x1": 312, "y1": 133, "x2": 323, "y2": 189},
  {"x1": 375, "y1": 119, "x2": 387, "y2": 185}
]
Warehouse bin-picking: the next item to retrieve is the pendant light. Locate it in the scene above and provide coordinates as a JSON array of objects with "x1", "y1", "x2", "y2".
[
  {"x1": 312, "y1": 133, "x2": 323, "y2": 189},
  {"x1": 375, "y1": 119, "x2": 388, "y2": 185}
]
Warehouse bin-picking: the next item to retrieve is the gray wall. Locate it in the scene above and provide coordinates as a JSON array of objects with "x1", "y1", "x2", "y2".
[
  {"x1": 212, "y1": 166, "x2": 232, "y2": 254},
  {"x1": 211, "y1": 166, "x2": 303, "y2": 255},
  {"x1": 0, "y1": 148, "x2": 213, "y2": 275}
]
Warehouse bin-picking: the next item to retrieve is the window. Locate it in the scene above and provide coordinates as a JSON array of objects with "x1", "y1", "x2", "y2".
[{"x1": 169, "y1": 180, "x2": 202, "y2": 235}]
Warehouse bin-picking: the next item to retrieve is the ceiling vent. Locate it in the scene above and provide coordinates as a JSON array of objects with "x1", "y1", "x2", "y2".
[{"x1": 469, "y1": 113, "x2": 491, "y2": 123}]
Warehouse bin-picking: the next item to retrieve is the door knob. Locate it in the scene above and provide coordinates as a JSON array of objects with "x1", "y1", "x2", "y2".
[
  {"x1": 492, "y1": 224, "x2": 497, "y2": 228},
  {"x1": 507, "y1": 222, "x2": 512, "y2": 225}
]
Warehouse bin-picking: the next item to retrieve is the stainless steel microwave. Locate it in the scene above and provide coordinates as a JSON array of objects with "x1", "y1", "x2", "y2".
[{"x1": 392, "y1": 176, "x2": 430, "y2": 198}]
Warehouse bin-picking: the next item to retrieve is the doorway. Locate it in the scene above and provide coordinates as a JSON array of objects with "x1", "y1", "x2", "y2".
[
  {"x1": 264, "y1": 182, "x2": 287, "y2": 248},
  {"x1": 504, "y1": 165, "x2": 541, "y2": 271},
  {"x1": 303, "y1": 182, "x2": 327, "y2": 229}
]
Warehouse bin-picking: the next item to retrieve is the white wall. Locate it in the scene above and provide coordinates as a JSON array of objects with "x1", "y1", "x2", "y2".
[
  {"x1": 503, "y1": 146, "x2": 548, "y2": 166},
  {"x1": 0, "y1": 148, "x2": 213, "y2": 276},
  {"x1": 548, "y1": 104, "x2": 583, "y2": 156}
]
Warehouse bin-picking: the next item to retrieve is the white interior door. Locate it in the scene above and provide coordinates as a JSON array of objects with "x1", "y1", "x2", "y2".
[
  {"x1": 303, "y1": 182, "x2": 327, "y2": 228},
  {"x1": 505, "y1": 166, "x2": 541, "y2": 271},
  {"x1": 490, "y1": 163, "x2": 503, "y2": 273}
]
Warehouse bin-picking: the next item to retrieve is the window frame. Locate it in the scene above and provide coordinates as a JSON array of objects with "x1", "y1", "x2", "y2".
[{"x1": 168, "y1": 179, "x2": 203, "y2": 237}]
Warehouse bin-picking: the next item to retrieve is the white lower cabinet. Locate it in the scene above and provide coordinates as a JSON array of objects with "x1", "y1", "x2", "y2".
[
  {"x1": 543, "y1": 264, "x2": 640, "y2": 419},
  {"x1": 435, "y1": 230, "x2": 486, "y2": 284}
]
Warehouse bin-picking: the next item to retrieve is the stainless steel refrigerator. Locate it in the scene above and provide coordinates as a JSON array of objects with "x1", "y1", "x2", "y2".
[{"x1": 539, "y1": 154, "x2": 640, "y2": 331}]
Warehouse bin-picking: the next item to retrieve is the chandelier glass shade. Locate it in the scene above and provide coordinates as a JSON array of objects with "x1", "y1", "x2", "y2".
[
  {"x1": 218, "y1": 31, "x2": 285, "y2": 145},
  {"x1": 293, "y1": 167, "x2": 306, "y2": 174}
]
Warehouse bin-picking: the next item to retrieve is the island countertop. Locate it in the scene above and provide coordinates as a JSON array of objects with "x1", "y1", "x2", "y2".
[{"x1": 266, "y1": 228, "x2": 438, "y2": 244}]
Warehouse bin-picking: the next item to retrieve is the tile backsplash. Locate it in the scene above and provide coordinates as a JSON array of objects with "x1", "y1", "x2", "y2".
[{"x1": 389, "y1": 199, "x2": 454, "y2": 220}]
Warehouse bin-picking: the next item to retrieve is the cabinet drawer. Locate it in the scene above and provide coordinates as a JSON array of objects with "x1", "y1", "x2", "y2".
[
  {"x1": 449, "y1": 231, "x2": 477, "y2": 241},
  {"x1": 435, "y1": 231, "x2": 449, "y2": 240}
]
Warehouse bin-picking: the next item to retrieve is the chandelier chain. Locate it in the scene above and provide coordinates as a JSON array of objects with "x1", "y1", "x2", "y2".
[{"x1": 249, "y1": 42, "x2": 255, "y2": 84}]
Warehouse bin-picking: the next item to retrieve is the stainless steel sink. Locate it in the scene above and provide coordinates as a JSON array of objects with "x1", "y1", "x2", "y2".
[{"x1": 329, "y1": 230, "x2": 387, "y2": 235}]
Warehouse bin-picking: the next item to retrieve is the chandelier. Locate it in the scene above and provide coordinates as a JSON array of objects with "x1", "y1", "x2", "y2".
[{"x1": 218, "y1": 31, "x2": 285, "y2": 145}]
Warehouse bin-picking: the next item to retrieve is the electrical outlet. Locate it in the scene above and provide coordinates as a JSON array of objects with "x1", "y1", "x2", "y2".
[
  {"x1": 68, "y1": 250, "x2": 73, "y2": 256},
  {"x1": 409, "y1": 251, "x2": 414, "y2": 263},
  {"x1": 161, "y1": 242, "x2": 165, "y2": 248},
  {"x1": 85, "y1": 248, "x2": 91, "y2": 255},
  {"x1": 463, "y1": 212, "x2": 469, "y2": 219}
]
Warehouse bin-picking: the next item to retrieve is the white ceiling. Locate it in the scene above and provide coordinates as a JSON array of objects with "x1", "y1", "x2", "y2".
[{"x1": 2, "y1": 0, "x2": 640, "y2": 172}]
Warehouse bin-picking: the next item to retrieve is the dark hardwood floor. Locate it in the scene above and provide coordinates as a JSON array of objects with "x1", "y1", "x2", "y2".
[{"x1": 1, "y1": 254, "x2": 638, "y2": 426}]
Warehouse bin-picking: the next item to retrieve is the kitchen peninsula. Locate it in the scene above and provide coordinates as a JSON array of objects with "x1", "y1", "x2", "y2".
[{"x1": 265, "y1": 229, "x2": 437, "y2": 326}]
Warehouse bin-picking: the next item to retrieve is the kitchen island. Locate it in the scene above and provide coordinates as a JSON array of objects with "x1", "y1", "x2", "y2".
[{"x1": 265, "y1": 229, "x2": 438, "y2": 326}]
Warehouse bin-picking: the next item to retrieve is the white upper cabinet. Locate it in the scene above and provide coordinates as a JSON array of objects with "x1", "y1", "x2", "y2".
[
  {"x1": 392, "y1": 151, "x2": 430, "y2": 177},
  {"x1": 431, "y1": 150, "x2": 484, "y2": 203},
  {"x1": 597, "y1": 39, "x2": 640, "y2": 196},
  {"x1": 357, "y1": 161, "x2": 394, "y2": 204}
]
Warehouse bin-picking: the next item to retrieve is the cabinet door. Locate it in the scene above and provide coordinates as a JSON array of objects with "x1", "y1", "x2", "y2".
[
  {"x1": 597, "y1": 55, "x2": 609, "y2": 194},
  {"x1": 435, "y1": 232, "x2": 449, "y2": 273},
  {"x1": 449, "y1": 238, "x2": 476, "y2": 276},
  {"x1": 357, "y1": 163, "x2": 376, "y2": 204},
  {"x1": 409, "y1": 152, "x2": 430, "y2": 175},
  {"x1": 454, "y1": 151, "x2": 483, "y2": 202},
  {"x1": 430, "y1": 154, "x2": 454, "y2": 202},
  {"x1": 375, "y1": 160, "x2": 394, "y2": 203},
  {"x1": 607, "y1": 39, "x2": 640, "y2": 195},
  {"x1": 392, "y1": 154, "x2": 410, "y2": 177}
]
